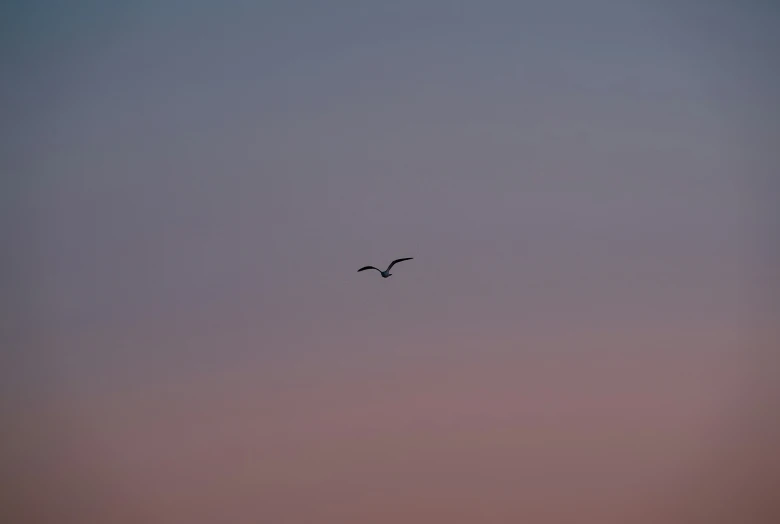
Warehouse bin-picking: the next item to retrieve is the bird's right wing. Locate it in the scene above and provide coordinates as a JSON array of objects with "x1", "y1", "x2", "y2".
[
  {"x1": 386, "y1": 257, "x2": 413, "y2": 271},
  {"x1": 357, "y1": 266, "x2": 380, "y2": 273}
]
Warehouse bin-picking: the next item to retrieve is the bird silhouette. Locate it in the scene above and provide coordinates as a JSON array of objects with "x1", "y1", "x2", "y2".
[{"x1": 357, "y1": 257, "x2": 413, "y2": 278}]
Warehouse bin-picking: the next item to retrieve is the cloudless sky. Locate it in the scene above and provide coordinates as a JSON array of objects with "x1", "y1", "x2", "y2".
[{"x1": 2, "y1": 1, "x2": 778, "y2": 522}]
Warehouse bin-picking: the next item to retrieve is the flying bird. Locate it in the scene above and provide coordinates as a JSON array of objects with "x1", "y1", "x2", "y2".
[{"x1": 357, "y1": 257, "x2": 413, "y2": 278}]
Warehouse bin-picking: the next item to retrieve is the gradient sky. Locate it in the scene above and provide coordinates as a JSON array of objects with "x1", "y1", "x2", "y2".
[{"x1": 2, "y1": 1, "x2": 779, "y2": 523}]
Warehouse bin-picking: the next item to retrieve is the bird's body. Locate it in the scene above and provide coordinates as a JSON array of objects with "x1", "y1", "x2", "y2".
[{"x1": 357, "y1": 257, "x2": 413, "y2": 278}]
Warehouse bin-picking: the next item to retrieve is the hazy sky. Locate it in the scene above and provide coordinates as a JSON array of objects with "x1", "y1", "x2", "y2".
[{"x1": 2, "y1": 1, "x2": 778, "y2": 522}]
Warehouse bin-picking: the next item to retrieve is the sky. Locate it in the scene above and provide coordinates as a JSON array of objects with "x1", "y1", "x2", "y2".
[{"x1": 2, "y1": 1, "x2": 779, "y2": 522}]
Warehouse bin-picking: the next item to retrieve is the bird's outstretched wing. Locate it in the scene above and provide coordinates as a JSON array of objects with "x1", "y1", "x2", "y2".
[
  {"x1": 386, "y1": 257, "x2": 413, "y2": 271},
  {"x1": 357, "y1": 266, "x2": 381, "y2": 273}
]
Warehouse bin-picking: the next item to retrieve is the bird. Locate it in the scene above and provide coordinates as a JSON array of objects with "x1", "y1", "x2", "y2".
[{"x1": 357, "y1": 257, "x2": 413, "y2": 278}]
